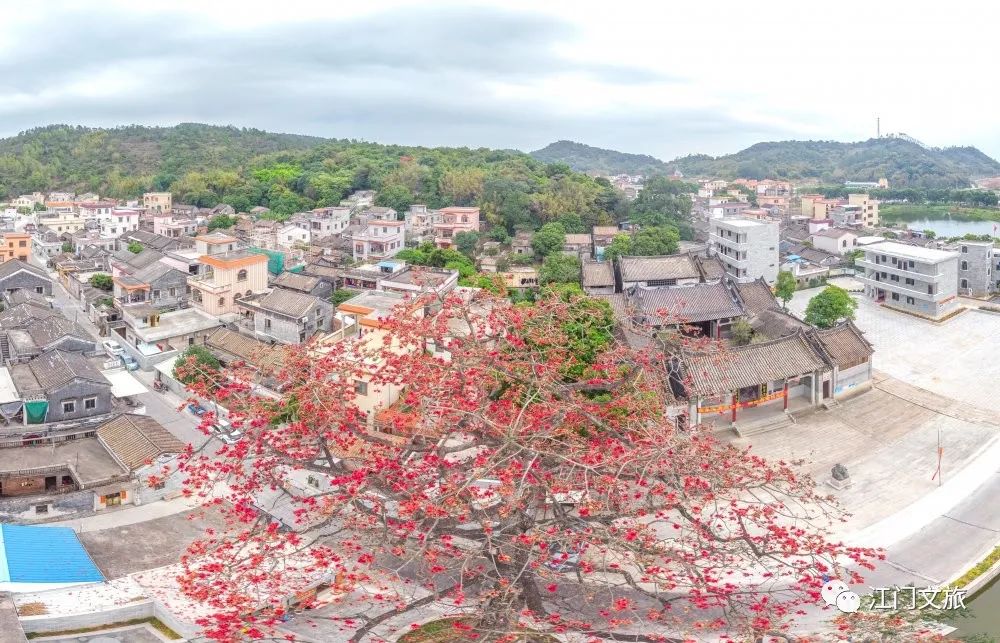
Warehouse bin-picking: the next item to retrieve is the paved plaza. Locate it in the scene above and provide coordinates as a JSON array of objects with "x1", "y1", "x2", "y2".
[
  {"x1": 789, "y1": 288, "x2": 1000, "y2": 414},
  {"x1": 32, "y1": 625, "x2": 165, "y2": 643}
]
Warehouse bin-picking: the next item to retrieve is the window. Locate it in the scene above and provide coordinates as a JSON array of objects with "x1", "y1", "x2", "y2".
[
  {"x1": 961, "y1": 278, "x2": 969, "y2": 289},
  {"x1": 18, "y1": 240, "x2": 25, "y2": 247},
  {"x1": 152, "y1": 289, "x2": 161, "y2": 299},
  {"x1": 61, "y1": 475, "x2": 73, "y2": 486},
  {"x1": 150, "y1": 480, "x2": 166, "y2": 490},
  {"x1": 62, "y1": 401, "x2": 75, "y2": 413},
  {"x1": 353, "y1": 379, "x2": 368, "y2": 395},
  {"x1": 906, "y1": 296, "x2": 915, "y2": 305},
  {"x1": 237, "y1": 269, "x2": 248, "y2": 281},
  {"x1": 169, "y1": 287, "x2": 176, "y2": 297},
  {"x1": 905, "y1": 278, "x2": 914, "y2": 285},
  {"x1": 961, "y1": 261, "x2": 968, "y2": 271},
  {"x1": 35, "y1": 287, "x2": 44, "y2": 294},
  {"x1": 218, "y1": 297, "x2": 226, "y2": 306},
  {"x1": 84, "y1": 397, "x2": 97, "y2": 410},
  {"x1": 891, "y1": 292, "x2": 900, "y2": 301},
  {"x1": 188, "y1": 337, "x2": 195, "y2": 346},
  {"x1": 193, "y1": 289, "x2": 203, "y2": 303},
  {"x1": 264, "y1": 318, "x2": 272, "y2": 330},
  {"x1": 962, "y1": 246, "x2": 968, "y2": 253},
  {"x1": 35, "y1": 504, "x2": 48, "y2": 515}
]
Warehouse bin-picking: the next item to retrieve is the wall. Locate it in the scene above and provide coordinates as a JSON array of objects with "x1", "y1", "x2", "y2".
[
  {"x1": 47, "y1": 381, "x2": 113, "y2": 423},
  {"x1": 0, "y1": 487, "x2": 95, "y2": 522},
  {"x1": 835, "y1": 361, "x2": 872, "y2": 397},
  {"x1": 19, "y1": 600, "x2": 155, "y2": 634},
  {"x1": 957, "y1": 244, "x2": 993, "y2": 297}
]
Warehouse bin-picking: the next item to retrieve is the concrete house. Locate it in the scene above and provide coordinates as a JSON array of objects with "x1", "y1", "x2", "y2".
[
  {"x1": 96, "y1": 414, "x2": 186, "y2": 505},
  {"x1": 142, "y1": 192, "x2": 172, "y2": 214},
  {"x1": 811, "y1": 228, "x2": 858, "y2": 256},
  {"x1": 351, "y1": 220, "x2": 405, "y2": 262},
  {"x1": 952, "y1": 240, "x2": 994, "y2": 297},
  {"x1": 10, "y1": 350, "x2": 113, "y2": 424},
  {"x1": 709, "y1": 217, "x2": 779, "y2": 284},
  {"x1": 237, "y1": 289, "x2": 334, "y2": 344},
  {"x1": 433, "y1": 207, "x2": 480, "y2": 249},
  {"x1": 562, "y1": 234, "x2": 593, "y2": 259},
  {"x1": 582, "y1": 261, "x2": 615, "y2": 295},
  {"x1": 0, "y1": 260, "x2": 52, "y2": 296},
  {"x1": 858, "y1": 241, "x2": 959, "y2": 319},
  {"x1": 277, "y1": 223, "x2": 311, "y2": 247}
]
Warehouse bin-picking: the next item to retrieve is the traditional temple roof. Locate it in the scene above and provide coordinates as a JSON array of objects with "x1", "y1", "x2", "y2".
[
  {"x1": 808, "y1": 320, "x2": 874, "y2": 369},
  {"x1": 581, "y1": 261, "x2": 615, "y2": 289},
  {"x1": 682, "y1": 331, "x2": 829, "y2": 396},
  {"x1": 619, "y1": 254, "x2": 701, "y2": 283},
  {"x1": 735, "y1": 278, "x2": 779, "y2": 316},
  {"x1": 629, "y1": 282, "x2": 743, "y2": 324},
  {"x1": 749, "y1": 306, "x2": 811, "y2": 340}
]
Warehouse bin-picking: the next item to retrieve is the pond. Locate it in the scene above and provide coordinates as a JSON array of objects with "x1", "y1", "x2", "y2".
[
  {"x1": 946, "y1": 574, "x2": 1000, "y2": 641},
  {"x1": 905, "y1": 218, "x2": 999, "y2": 238}
]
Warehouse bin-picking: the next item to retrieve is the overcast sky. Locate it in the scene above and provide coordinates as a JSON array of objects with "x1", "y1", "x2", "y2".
[{"x1": 1, "y1": 0, "x2": 996, "y2": 160}]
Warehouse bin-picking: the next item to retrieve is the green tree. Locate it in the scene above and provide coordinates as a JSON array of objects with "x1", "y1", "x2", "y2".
[
  {"x1": 844, "y1": 249, "x2": 863, "y2": 268},
  {"x1": 775, "y1": 271, "x2": 797, "y2": 310},
  {"x1": 539, "y1": 253, "x2": 581, "y2": 284},
  {"x1": 207, "y1": 214, "x2": 236, "y2": 231},
  {"x1": 922, "y1": 229, "x2": 937, "y2": 239},
  {"x1": 453, "y1": 231, "x2": 480, "y2": 259},
  {"x1": 603, "y1": 233, "x2": 633, "y2": 262},
  {"x1": 629, "y1": 176, "x2": 695, "y2": 239},
  {"x1": 374, "y1": 184, "x2": 413, "y2": 216},
  {"x1": 33, "y1": 201, "x2": 46, "y2": 212},
  {"x1": 330, "y1": 289, "x2": 359, "y2": 306},
  {"x1": 531, "y1": 222, "x2": 566, "y2": 257},
  {"x1": 127, "y1": 241, "x2": 143, "y2": 254},
  {"x1": 88, "y1": 273, "x2": 113, "y2": 291},
  {"x1": 804, "y1": 285, "x2": 857, "y2": 329},
  {"x1": 555, "y1": 212, "x2": 586, "y2": 234},
  {"x1": 61, "y1": 241, "x2": 73, "y2": 253},
  {"x1": 173, "y1": 345, "x2": 221, "y2": 385},
  {"x1": 731, "y1": 318, "x2": 754, "y2": 346},
  {"x1": 629, "y1": 226, "x2": 680, "y2": 256}
]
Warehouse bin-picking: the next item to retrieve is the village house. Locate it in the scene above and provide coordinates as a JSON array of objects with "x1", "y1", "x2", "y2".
[
  {"x1": 38, "y1": 210, "x2": 85, "y2": 235},
  {"x1": 617, "y1": 254, "x2": 702, "y2": 289},
  {"x1": 10, "y1": 350, "x2": 113, "y2": 424},
  {"x1": 562, "y1": 233, "x2": 593, "y2": 259},
  {"x1": 499, "y1": 266, "x2": 539, "y2": 289},
  {"x1": 858, "y1": 241, "x2": 960, "y2": 319},
  {"x1": 4, "y1": 317, "x2": 99, "y2": 364},
  {"x1": 592, "y1": 226, "x2": 622, "y2": 260},
  {"x1": 188, "y1": 233, "x2": 269, "y2": 316},
  {"x1": 304, "y1": 206, "x2": 351, "y2": 239},
  {"x1": 277, "y1": 223, "x2": 311, "y2": 247},
  {"x1": 848, "y1": 193, "x2": 879, "y2": 227},
  {"x1": 77, "y1": 201, "x2": 115, "y2": 221},
  {"x1": 270, "y1": 271, "x2": 333, "y2": 300},
  {"x1": 70, "y1": 229, "x2": 117, "y2": 255},
  {"x1": 582, "y1": 261, "x2": 615, "y2": 295},
  {"x1": 811, "y1": 228, "x2": 858, "y2": 256},
  {"x1": 122, "y1": 307, "x2": 222, "y2": 366},
  {"x1": 377, "y1": 265, "x2": 459, "y2": 300},
  {"x1": 512, "y1": 231, "x2": 533, "y2": 257},
  {"x1": 32, "y1": 229, "x2": 64, "y2": 264},
  {"x1": 954, "y1": 240, "x2": 995, "y2": 297},
  {"x1": 350, "y1": 219, "x2": 405, "y2": 261},
  {"x1": 433, "y1": 206, "x2": 480, "y2": 248},
  {"x1": 0, "y1": 233, "x2": 31, "y2": 264},
  {"x1": 143, "y1": 192, "x2": 172, "y2": 214},
  {"x1": 0, "y1": 260, "x2": 51, "y2": 296},
  {"x1": 121, "y1": 229, "x2": 185, "y2": 253},
  {"x1": 404, "y1": 204, "x2": 439, "y2": 240},
  {"x1": 709, "y1": 217, "x2": 779, "y2": 284},
  {"x1": 112, "y1": 261, "x2": 190, "y2": 326},
  {"x1": 237, "y1": 288, "x2": 334, "y2": 344},
  {"x1": 153, "y1": 216, "x2": 198, "y2": 238}
]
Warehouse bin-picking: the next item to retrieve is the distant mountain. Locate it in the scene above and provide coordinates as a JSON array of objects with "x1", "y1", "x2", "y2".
[
  {"x1": 668, "y1": 138, "x2": 1000, "y2": 189},
  {"x1": 530, "y1": 140, "x2": 669, "y2": 176}
]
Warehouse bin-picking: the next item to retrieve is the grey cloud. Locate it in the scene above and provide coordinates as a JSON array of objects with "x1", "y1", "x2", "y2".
[{"x1": 0, "y1": 4, "x2": 766, "y2": 160}]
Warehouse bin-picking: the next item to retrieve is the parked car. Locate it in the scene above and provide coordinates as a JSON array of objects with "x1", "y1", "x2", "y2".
[
  {"x1": 212, "y1": 419, "x2": 242, "y2": 445},
  {"x1": 102, "y1": 339, "x2": 125, "y2": 356},
  {"x1": 187, "y1": 403, "x2": 207, "y2": 417},
  {"x1": 122, "y1": 355, "x2": 139, "y2": 371}
]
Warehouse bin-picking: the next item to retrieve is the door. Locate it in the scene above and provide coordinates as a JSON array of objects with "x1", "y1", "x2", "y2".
[
  {"x1": 45, "y1": 476, "x2": 57, "y2": 491},
  {"x1": 823, "y1": 380, "x2": 831, "y2": 399},
  {"x1": 104, "y1": 492, "x2": 122, "y2": 507}
]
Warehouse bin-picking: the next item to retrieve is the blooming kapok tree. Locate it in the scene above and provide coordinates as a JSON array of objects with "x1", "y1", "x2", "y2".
[{"x1": 173, "y1": 287, "x2": 884, "y2": 642}]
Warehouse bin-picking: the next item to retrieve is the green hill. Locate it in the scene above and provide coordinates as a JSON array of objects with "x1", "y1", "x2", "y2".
[
  {"x1": 669, "y1": 138, "x2": 1000, "y2": 189},
  {"x1": 530, "y1": 140, "x2": 669, "y2": 176},
  {"x1": 0, "y1": 123, "x2": 636, "y2": 234}
]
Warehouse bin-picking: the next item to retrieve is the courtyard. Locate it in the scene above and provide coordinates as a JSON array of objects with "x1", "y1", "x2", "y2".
[{"x1": 789, "y1": 287, "x2": 1000, "y2": 414}]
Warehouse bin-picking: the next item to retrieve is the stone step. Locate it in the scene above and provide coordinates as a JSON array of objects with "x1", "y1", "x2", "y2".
[{"x1": 733, "y1": 412, "x2": 796, "y2": 438}]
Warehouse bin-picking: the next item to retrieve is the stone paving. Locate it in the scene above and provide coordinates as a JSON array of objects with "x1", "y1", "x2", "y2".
[
  {"x1": 789, "y1": 288, "x2": 1000, "y2": 414},
  {"x1": 32, "y1": 625, "x2": 165, "y2": 642}
]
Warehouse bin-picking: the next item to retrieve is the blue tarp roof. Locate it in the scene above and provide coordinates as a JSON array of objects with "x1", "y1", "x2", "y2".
[{"x1": 0, "y1": 525, "x2": 103, "y2": 584}]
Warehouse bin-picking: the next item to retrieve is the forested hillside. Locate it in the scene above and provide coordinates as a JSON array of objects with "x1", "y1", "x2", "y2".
[
  {"x1": 530, "y1": 140, "x2": 669, "y2": 175},
  {"x1": 669, "y1": 138, "x2": 1000, "y2": 189},
  {"x1": 0, "y1": 124, "x2": 663, "y2": 235}
]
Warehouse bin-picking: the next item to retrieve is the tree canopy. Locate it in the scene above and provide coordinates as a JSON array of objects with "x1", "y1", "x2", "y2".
[
  {"x1": 169, "y1": 290, "x2": 884, "y2": 642},
  {"x1": 88, "y1": 273, "x2": 113, "y2": 291},
  {"x1": 538, "y1": 253, "x2": 581, "y2": 285},
  {"x1": 775, "y1": 271, "x2": 796, "y2": 309},
  {"x1": 531, "y1": 223, "x2": 566, "y2": 257},
  {"x1": 804, "y1": 285, "x2": 858, "y2": 328}
]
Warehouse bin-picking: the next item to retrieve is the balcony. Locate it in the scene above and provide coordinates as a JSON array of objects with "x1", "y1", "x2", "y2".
[
  {"x1": 859, "y1": 273, "x2": 952, "y2": 302},
  {"x1": 856, "y1": 258, "x2": 943, "y2": 281},
  {"x1": 187, "y1": 274, "x2": 229, "y2": 294}
]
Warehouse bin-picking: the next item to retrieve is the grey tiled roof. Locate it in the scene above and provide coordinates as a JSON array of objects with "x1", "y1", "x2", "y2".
[
  {"x1": 26, "y1": 316, "x2": 90, "y2": 347},
  {"x1": 97, "y1": 414, "x2": 185, "y2": 471},
  {"x1": 684, "y1": 332, "x2": 828, "y2": 396},
  {"x1": 271, "y1": 271, "x2": 321, "y2": 293},
  {"x1": 256, "y1": 289, "x2": 322, "y2": 317},
  {"x1": 133, "y1": 261, "x2": 183, "y2": 285},
  {"x1": 0, "y1": 302, "x2": 62, "y2": 329},
  {"x1": 749, "y1": 307, "x2": 811, "y2": 340},
  {"x1": 629, "y1": 282, "x2": 743, "y2": 324},
  {"x1": 810, "y1": 321, "x2": 873, "y2": 369},
  {"x1": 735, "y1": 278, "x2": 779, "y2": 316},
  {"x1": 695, "y1": 255, "x2": 727, "y2": 281},
  {"x1": 581, "y1": 261, "x2": 614, "y2": 288},
  {"x1": 114, "y1": 247, "x2": 164, "y2": 270},
  {"x1": 0, "y1": 260, "x2": 49, "y2": 282},
  {"x1": 13, "y1": 350, "x2": 108, "y2": 392},
  {"x1": 619, "y1": 255, "x2": 701, "y2": 283}
]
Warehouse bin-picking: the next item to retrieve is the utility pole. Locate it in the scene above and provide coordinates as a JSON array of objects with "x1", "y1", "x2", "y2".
[{"x1": 876, "y1": 116, "x2": 880, "y2": 139}]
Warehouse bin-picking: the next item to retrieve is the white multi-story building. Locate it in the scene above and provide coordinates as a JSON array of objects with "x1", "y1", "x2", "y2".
[
  {"x1": 709, "y1": 217, "x2": 779, "y2": 284},
  {"x1": 305, "y1": 207, "x2": 351, "y2": 239},
  {"x1": 857, "y1": 241, "x2": 959, "y2": 319},
  {"x1": 351, "y1": 220, "x2": 405, "y2": 262},
  {"x1": 277, "y1": 223, "x2": 311, "y2": 247},
  {"x1": 78, "y1": 201, "x2": 115, "y2": 221},
  {"x1": 100, "y1": 208, "x2": 140, "y2": 237}
]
